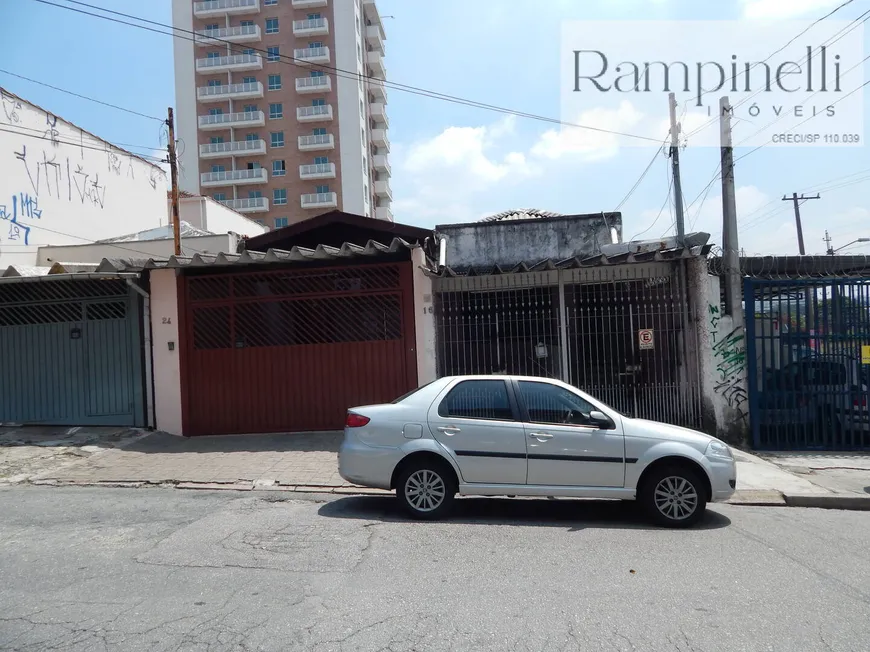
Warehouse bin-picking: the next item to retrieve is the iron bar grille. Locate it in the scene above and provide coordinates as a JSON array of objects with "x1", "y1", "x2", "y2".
[
  {"x1": 747, "y1": 277, "x2": 870, "y2": 450},
  {"x1": 434, "y1": 264, "x2": 702, "y2": 429},
  {"x1": 0, "y1": 279, "x2": 128, "y2": 305},
  {"x1": 188, "y1": 265, "x2": 404, "y2": 350},
  {"x1": 0, "y1": 281, "x2": 129, "y2": 327}
]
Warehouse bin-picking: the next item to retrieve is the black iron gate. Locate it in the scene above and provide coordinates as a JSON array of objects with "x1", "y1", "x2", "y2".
[{"x1": 746, "y1": 277, "x2": 870, "y2": 450}]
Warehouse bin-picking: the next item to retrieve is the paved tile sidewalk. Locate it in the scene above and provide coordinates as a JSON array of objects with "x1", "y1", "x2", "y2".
[{"x1": 36, "y1": 431, "x2": 358, "y2": 491}]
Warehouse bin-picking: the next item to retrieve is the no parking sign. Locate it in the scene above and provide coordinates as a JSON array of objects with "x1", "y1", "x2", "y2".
[{"x1": 638, "y1": 329, "x2": 654, "y2": 350}]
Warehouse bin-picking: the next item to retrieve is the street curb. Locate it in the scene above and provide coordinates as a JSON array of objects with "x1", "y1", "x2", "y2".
[
  {"x1": 726, "y1": 490, "x2": 786, "y2": 506},
  {"x1": 783, "y1": 494, "x2": 870, "y2": 511}
]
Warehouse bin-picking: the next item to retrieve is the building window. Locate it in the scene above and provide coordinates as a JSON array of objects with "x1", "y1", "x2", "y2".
[
  {"x1": 247, "y1": 161, "x2": 261, "y2": 170},
  {"x1": 310, "y1": 70, "x2": 324, "y2": 77},
  {"x1": 208, "y1": 108, "x2": 223, "y2": 116},
  {"x1": 211, "y1": 165, "x2": 225, "y2": 173},
  {"x1": 315, "y1": 184, "x2": 330, "y2": 194},
  {"x1": 272, "y1": 160, "x2": 286, "y2": 176},
  {"x1": 266, "y1": 18, "x2": 279, "y2": 34},
  {"x1": 264, "y1": 0, "x2": 277, "y2": 5},
  {"x1": 309, "y1": 41, "x2": 323, "y2": 48},
  {"x1": 242, "y1": 75, "x2": 256, "y2": 84},
  {"x1": 248, "y1": 190, "x2": 263, "y2": 199},
  {"x1": 210, "y1": 136, "x2": 224, "y2": 144},
  {"x1": 242, "y1": 48, "x2": 255, "y2": 56},
  {"x1": 267, "y1": 46, "x2": 280, "y2": 62},
  {"x1": 213, "y1": 193, "x2": 226, "y2": 201},
  {"x1": 270, "y1": 131, "x2": 284, "y2": 147},
  {"x1": 269, "y1": 102, "x2": 283, "y2": 119},
  {"x1": 274, "y1": 217, "x2": 289, "y2": 228},
  {"x1": 243, "y1": 104, "x2": 258, "y2": 113},
  {"x1": 240, "y1": 19, "x2": 254, "y2": 27},
  {"x1": 312, "y1": 98, "x2": 326, "y2": 106},
  {"x1": 205, "y1": 23, "x2": 219, "y2": 31},
  {"x1": 307, "y1": 13, "x2": 321, "y2": 19},
  {"x1": 245, "y1": 132, "x2": 259, "y2": 141},
  {"x1": 268, "y1": 74, "x2": 282, "y2": 90},
  {"x1": 313, "y1": 127, "x2": 327, "y2": 136},
  {"x1": 207, "y1": 79, "x2": 222, "y2": 87},
  {"x1": 206, "y1": 51, "x2": 221, "y2": 59},
  {"x1": 314, "y1": 156, "x2": 328, "y2": 165},
  {"x1": 273, "y1": 188, "x2": 287, "y2": 205}
]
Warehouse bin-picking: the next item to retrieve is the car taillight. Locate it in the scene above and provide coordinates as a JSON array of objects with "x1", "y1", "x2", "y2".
[
  {"x1": 346, "y1": 413, "x2": 370, "y2": 428},
  {"x1": 855, "y1": 396, "x2": 867, "y2": 408}
]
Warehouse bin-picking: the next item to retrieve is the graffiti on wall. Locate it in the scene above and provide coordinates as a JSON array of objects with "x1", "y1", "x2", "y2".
[
  {"x1": 709, "y1": 304, "x2": 748, "y2": 412},
  {"x1": 13, "y1": 144, "x2": 107, "y2": 209},
  {"x1": 0, "y1": 193, "x2": 41, "y2": 245}
]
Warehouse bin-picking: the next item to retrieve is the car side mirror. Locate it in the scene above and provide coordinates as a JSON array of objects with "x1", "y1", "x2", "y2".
[{"x1": 589, "y1": 410, "x2": 614, "y2": 430}]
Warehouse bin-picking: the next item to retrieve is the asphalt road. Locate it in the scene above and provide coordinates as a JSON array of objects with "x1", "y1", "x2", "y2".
[{"x1": 1, "y1": 488, "x2": 869, "y2": 652}]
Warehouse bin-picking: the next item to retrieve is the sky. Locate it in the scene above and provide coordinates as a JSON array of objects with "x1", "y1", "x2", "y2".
[{"x1": 1, "y1": 0, "x2": 869, "y2": 256}]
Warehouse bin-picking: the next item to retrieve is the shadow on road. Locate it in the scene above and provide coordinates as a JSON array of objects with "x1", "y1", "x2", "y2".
[{"x1": 318, "y1": 495, "x2": 732, "y2": 531}]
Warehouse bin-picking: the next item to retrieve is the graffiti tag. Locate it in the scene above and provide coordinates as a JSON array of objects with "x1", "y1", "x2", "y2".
[{"x1": 0, "y1": 194, "x2": 41, "y2": 246}]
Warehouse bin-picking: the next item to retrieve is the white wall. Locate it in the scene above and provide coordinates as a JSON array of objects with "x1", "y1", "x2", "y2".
[
  {"x1": 334, "y1": 0, "x2": 368, "y2": 217},
  {"x1": 175, "y1": 196, "x2": 268, "y2": 238},
  {"x1": 0, "y1": 89, "x2": 169, "y2": 269},
  {"x1": 150, "y1": 268, "x2": 183, "y2": 436},
  {"x1": 36, "y1": 233, "x2": 239, "y2": 266},
  {"x1": 172, "y1": 0, "x2": 199, "y2": 195}
]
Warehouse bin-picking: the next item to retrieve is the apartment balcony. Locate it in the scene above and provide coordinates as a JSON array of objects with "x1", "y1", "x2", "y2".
[
  {"x1": 365, "y1": 24, "x2": 385, "y2": 53},
  {"x1": 296, "y1": 76, "x2": 332, "y2": 93},
  {"x1": 298, "y1": 133, "x2": 335, "y2": 151},
  {"x1": 293, "y1": 46, "x2": 331, "y2": 66},
  {"x1": 301, "y1": 192, "x2": 338, "y2": 210},
  {"x1": 370, "y1": 101, "x2": 388, "y2": 125},
  {"x1": 292, "y1": 0, "x2": 327, "y2": 7},
  {"x1": 371, "y1": 128, "x2": 390, "y2": 150},
  {"x1": 366, "y1": 51, "x2": 385, "y2": 79},
  {"x1": 194, "y1": 0, "x2": 259, "y2": 18},
  {"x1": 369, "y1": 78, "x2": 387, "y2": 103},
  {"x1": 362, "y1": 0, "x2": 382, "y2": 25},
  {"x1": 199, "y1": 139, "x2": 266, "y2": 159},
  {"x1": 219, "y1": 197, "x2": 269, "y2": 213},
  {"x1": 194, "y1": 24, "x2": 261, "y2": 47},
  {"x1": 196, "y1": 53, "x2": 262, "y2": 74},
  {"x1": 293, "y1": 17, "x2": 329, "y2": 37},
  {"x1": 374, "y1": 179, "x2": 392, "y2": 201},
  {"x1": 201, "y1": 168, "x2": 268, "y2": 187},
  {"x1": 375, "y1": 206, "x2": 393, "y2": 221},
  {"x1": 198, "y1": 110, "x2": 265, "y2": 130},
  {"x1": 373, "y1": 154, "x2": 390, "y2": 175},
  {"x1": 197, "y1": 81, "x2": 263, "y2": 103},
  {"x1": 296, "y1": 104, "x2": 333, "y2": 122},
  {"x1": 299, "y1": 162, "x2": 336, "y2": 180}
]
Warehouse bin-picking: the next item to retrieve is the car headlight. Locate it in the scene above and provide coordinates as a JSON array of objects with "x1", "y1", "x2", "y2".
[{"x1": 705, "y1": 441, "x2": 733, "y2": 460}]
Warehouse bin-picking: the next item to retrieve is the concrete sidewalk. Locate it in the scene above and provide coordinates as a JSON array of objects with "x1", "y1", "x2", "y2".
[{"x1": 6, "y1": 428, "x2": 869, "y2": 509}]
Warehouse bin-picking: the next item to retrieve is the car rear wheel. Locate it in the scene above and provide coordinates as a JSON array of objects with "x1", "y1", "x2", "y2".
[
  {"x1": 396, "y1": 461, "x2": 456, "y2": 520},
  {"x1": 641, "y1": 466, "x2": 707, "y2": 528}
]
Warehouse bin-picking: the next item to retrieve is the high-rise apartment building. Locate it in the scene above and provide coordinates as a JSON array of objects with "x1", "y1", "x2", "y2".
[{"x1": 172, "y1": 0, "x2": 392, "y2": 228}]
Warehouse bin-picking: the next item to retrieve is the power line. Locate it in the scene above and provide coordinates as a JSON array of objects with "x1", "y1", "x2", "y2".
[
  {"x1": 0, "y1": 124, "x2": 167, "y2": 162},
  {"x1": 629, "y1": 174, "x2": 673, "y2": 241},
  {"x1": 611, "y1": 140, "x2": 666, "y2": 213},
  {"x1": 31, "y1": 0, "x2": 665, "y2": 144},
  {"x1": 0, "y1": 68, "x2": 163, "y2": 122},
  {"x1": 682, "y1": 2, "x2": 864, "y2": 137},
  {"x1": 2, "y1": 122, "x2": 164, "y2": 156}
]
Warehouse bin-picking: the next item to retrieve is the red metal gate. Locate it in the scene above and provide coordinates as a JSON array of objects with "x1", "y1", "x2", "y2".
[{"x1": 179, "y1": 262, "x2": 417, "y2": 435}]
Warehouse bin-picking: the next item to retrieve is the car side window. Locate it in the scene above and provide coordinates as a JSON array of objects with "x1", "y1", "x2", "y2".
[
  {"x1": 438, "y1": 380, "x2": 514, "y2": 421},
  {"x1": 518, "y1": 381, "x2": 597, "y2": 426}
]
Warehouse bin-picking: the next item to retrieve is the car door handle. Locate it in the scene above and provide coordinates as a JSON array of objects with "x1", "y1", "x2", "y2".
[
  {"x1": 529, "y1": 432, "x2": 553, "y2": 440},
  {"x1": 437, "y1": 426, "x2": 461, "y2": 435}
]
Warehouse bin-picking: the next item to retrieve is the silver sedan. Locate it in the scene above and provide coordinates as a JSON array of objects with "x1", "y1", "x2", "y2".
[{"x1": 338, "y1": 375, "x2": 736, "y2": 528}]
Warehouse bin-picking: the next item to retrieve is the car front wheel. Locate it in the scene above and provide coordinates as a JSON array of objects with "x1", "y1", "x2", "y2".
[
  {"x1": 396, "y1": 461, "x2": 456, "y2": 520},
  {"x1": 641, "y1": 466, "x2": 708, "y2": 528}
]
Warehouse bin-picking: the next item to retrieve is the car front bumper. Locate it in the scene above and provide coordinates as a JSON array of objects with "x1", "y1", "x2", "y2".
[{"x1": 707, "y1": 456, "x2": 737, "y2": 502}]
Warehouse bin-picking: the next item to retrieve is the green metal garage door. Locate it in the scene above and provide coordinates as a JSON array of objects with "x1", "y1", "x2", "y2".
[{"x1": 0, "y1": 278, "x2": 145, "y2": 427}]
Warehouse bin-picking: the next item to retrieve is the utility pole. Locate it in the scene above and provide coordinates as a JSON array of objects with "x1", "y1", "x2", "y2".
[
  {"x1": 719, "y1": 96, "x2": 742, "y2": 321},
  {"x1": 668, "y1": 93, "x2": 686, "y2": 246},
  {"x1": 824, "y1": 230, "x2": 834, "y2": 256},
  {"x1": 167, "y1": 107, "x2": 181, "y2": 257},
  {"x1": 781, "y1": 192, "x2": 820, "y2": 255}
]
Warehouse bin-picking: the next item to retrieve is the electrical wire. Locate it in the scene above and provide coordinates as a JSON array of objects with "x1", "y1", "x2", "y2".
[
  {"x1": 0, "y1": 68, "x2": 163, "y2": 122},
  {"x1": 0, "y1": 124, "x2": 167, "y2": 162},
  {"x1": 611, "y1": 140, "x2": 666, "y2": 213},
  {"x1": 31, "y1": 0, "x2": 666, "y2": 144},
  {"x1": 2, "y1": 122, "x2": 165, "y2": 157},
  {"x1": 629, "y1": 174, "x2": 673, "y2": 242}
]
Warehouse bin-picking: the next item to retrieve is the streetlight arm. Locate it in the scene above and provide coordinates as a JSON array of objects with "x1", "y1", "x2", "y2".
[{"x1": 833, "y1": 238, "x2": 870, "y2": 253}]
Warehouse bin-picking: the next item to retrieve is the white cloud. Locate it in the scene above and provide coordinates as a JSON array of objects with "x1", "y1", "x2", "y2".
[
  {"x1": 531, "y1": 101, "x2": 646, "y2": 162},
  {"x1": 742, "y1": 0, "x2": 843, "y2": 19}
]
